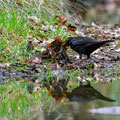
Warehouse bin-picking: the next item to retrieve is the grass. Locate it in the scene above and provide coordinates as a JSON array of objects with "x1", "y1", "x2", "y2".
[
  {"x1": 0, "y1": 72, "x2": 81, "y2": 120},
  {"x1": 0, "y1": 0, "x2": 69, "y2": 64}
]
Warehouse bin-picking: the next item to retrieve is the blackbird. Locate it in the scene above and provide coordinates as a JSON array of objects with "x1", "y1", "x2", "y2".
[
  {"x1": 67, "y1": 83, "x2": 116, "y2": 102},
  {"x1": 64, "y1": 36, "x2": 114, "y2": 59}
]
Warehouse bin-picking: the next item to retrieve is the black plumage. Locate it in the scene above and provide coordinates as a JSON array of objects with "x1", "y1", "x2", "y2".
[
  {"x1": 67, "y1": 83, "x2": 116, "y2": 102},
  {"x1": 66, "y1": 36, "x2": 114, "y2": 59}
]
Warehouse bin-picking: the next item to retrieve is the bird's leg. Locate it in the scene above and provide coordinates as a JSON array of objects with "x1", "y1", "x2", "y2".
[
  {"x1": 87, "y1": 54, "x2": 96, "y2": 61},
  {"x1": 80, "y1": 81, "x2": 83, "y2": 86},
  {"x1": 86, "y1": 81, "x2": 91, "y2": 86},
  {"x1": 87, "y1": 54, "x2": 90, "y2": 59},
  {"x1": 79, "y1": 54, "x2": 82, "y2": 59}
]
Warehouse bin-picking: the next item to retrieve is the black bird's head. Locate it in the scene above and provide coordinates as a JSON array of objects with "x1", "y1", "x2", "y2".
[{"x1": 61, "y1": 39, "x2": 70, "y2": 47}]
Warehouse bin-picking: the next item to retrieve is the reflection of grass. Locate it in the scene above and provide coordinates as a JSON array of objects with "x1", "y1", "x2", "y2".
[
  {"x1": 0, "y1": 68, "x2": 119, "y2": 119},
  {"x1": 0, "y1": 80, "x2": 51, "y2": 119}
]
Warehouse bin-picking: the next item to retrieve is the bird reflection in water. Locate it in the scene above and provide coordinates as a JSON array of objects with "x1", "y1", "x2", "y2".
[{"x1": 47, "y1": 80, "x2": 116, "y2": 103}]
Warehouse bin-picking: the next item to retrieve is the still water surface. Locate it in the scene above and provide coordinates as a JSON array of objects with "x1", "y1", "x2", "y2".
[{"x1": 33, "y1": 80, "x2": 120, "y2": 120}]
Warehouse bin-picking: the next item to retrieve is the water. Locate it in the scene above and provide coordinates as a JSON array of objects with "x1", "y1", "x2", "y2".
[{"x1": 33, "y1": 80, "x2": 120, "y2": 120}]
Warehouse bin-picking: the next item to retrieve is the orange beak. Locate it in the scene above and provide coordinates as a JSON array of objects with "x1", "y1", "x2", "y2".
[{"x1": 61, "y1": 41, "x2": 67, "y2": 46}]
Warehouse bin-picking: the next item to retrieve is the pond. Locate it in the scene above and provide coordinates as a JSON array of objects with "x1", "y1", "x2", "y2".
[{"x1": 31, "y1": 79, "x2": 120, "y2": 120}]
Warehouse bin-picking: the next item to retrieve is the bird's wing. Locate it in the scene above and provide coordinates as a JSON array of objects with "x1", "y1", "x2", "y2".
[
  {"x1": 85, "y1": 42, "x2": 105, "y2": 54},
  {"x1": 71, "y1": 44, "x2": 86, "y2": 54},
  {"x1": 69, "y1": 37, "x2": 98, "y2": 46}
]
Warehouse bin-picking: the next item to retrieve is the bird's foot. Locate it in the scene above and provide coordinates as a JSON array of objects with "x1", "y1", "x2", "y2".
[{"x1": 87, "y1": 57, "x2": 96, "y2": 62}]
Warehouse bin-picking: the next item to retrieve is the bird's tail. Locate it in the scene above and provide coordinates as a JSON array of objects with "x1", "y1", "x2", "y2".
[
  {"x1": 102, "y1": 40, "x2": 114, "y2": 43},
  {"x1": 100, "y1": 96, "x2": 116, "y2": 102},
  {"x1": 97, "y1": 40, "x2": 114, "y2": 47},
  {"x1": 86, "y1": 40, "x2": 114, "y2": 54}
]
